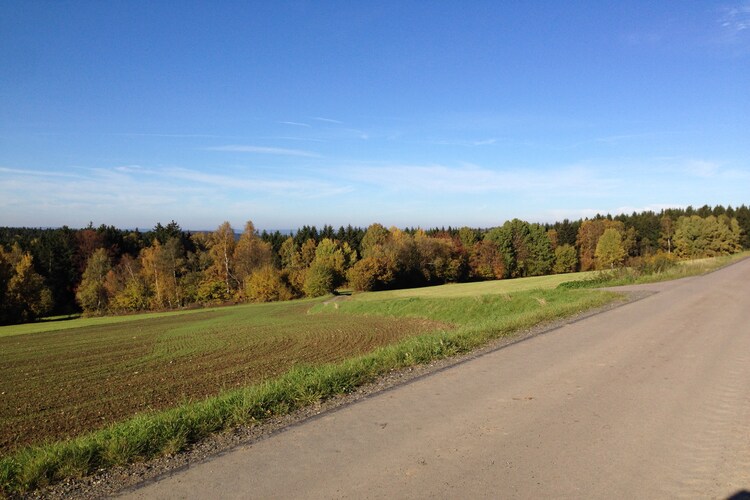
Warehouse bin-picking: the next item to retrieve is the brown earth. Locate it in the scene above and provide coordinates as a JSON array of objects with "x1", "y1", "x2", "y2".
[{"x1": 0, "y1": 302, "x2": 444, "y2": 454}]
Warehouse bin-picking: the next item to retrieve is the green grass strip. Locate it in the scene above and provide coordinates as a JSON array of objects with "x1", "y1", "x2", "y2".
[
  {"x1": 0, "y1": 289, "x2": 617, "y2": 497},
  {"x1": 557, "y1": 252, "x2": 749, "y2": 289}
]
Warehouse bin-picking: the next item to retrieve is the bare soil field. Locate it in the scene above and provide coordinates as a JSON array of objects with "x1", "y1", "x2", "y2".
[{"x1": 0, "y1": 301, "x2": 444, "y2": 454}]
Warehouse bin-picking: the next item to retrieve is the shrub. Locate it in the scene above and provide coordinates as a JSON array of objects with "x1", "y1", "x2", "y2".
[
  {"x1": 195, "y1": 280, "x2": 230, "y2": 304},
  {"x1": 638, "y1": 252, "x2": 677, "y2": 274}
]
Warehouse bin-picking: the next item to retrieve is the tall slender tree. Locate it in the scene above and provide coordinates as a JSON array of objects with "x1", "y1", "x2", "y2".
[{"x1": 76, "y1": 248, "x2": 112, "y2": 315}]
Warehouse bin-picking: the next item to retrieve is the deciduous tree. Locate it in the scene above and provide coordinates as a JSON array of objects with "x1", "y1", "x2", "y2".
[
  {"x1": 468, "y1": 240, "x2": 505, "y2": 280},
  {"x1": 233, "y1": 221, "x2": 274, "y2": 288},
  {"x1": 553, "y1": 244, "x2": 578, "y2": 274},
  {"x1": 2, "y1": 248, "x2": 53, "y2": 323},
  {"x1": 360, "y1": 223, "x2": 391, "y2": 258},
  {"x1": 245, "y1": 265, "x2": 294, "y2": 302},
  {"x1": 207, "y1": 222, "x2": 237, "y2": 295},
  {"x1": 595, "y1": 228, "x2": 626, "y2": 269},
  {"x1": 76, "y1": 248, "x2": 112, "y2": 315}
]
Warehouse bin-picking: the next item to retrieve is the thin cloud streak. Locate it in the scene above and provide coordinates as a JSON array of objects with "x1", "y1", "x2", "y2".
[
  {"x1": 0, "y1": 166, "x2": 84, "y2": 179},
  {"x1": 429, "y1": 138, "x2": 499, "y2": 147},
  {"x1": 312, "y1": 117, "x2": 343, "y2": 124},
  {"x1": 280, "y1": 121, "x2": 311, "y2": 128},
  {"x1": 720, "y1": 2, "x2": 750, "y2": 34},
  {"x1": 205, "y1": 145, "x2": 321, "y2": 158},
  {"x1": 269, "y1": 136, "x2": 328, "y2": 143},
  {"x1": 162, "y1": 167, "x2": 350, "y2": 197},
  {"x1": 112, "y1": 133, "x2": 230, "y2": 138},
  {"x1": 338, "y1": 163, "x2": 620, "y2": 196},
  {"x1": 0, "y1": 163, "x2": 353, "y2": 227}
]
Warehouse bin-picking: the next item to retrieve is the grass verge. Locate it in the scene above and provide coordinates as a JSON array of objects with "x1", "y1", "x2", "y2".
[
  {"x1": 558, "y1": 252, "x2": 749, "y2": 289},
  {"x1": 0, "y1": 288, "x2": 616, "y2": 497}
]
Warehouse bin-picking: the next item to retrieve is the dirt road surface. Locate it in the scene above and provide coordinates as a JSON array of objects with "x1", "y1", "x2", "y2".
[{"x1": 121, "y1": 260, "x2": 750, "y2": 499}]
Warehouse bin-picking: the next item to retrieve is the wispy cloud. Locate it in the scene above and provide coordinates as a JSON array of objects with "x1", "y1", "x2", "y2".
[
  {"x1": 0, "y1": 166, "x2": 84, "y2": 178},
  {"x1": 720, "y1": 2, "x2": 750, "y2": 35},
  {"x1": 268, "y1": 136, "x2": 328, "y2": 143},
  {"x1": 714, "y1": 2, "x2": 750, "y2": 53},
  {"x1": 471, "y1": 138, "x2": 498, "y2": 146},
  {"x1": 339, "y1": 162, "x2": 619, "y2": 196},
  {"x1": 683, "y1": 159, "x2": 721, "y2": 178},
  {"x1": 112, "y1": 133, "x2": 229, "y2": 138},
  {"x1": 553, "y1": 132, "x2": 665, "y2": 151},
  {"x1": 161, "y1": 167, "x2": 349, "y2": 197},
  {"x1": 430, "y1": 138, "x2": 498, "y2": 147},
  {"x1": 205, "y1": 145, "x2": 320, "y2": 157},
  {"x1": 0, "y1": 163, "x2": 352, "y2": 227},
  {"x1": 312, "y1": 117, "x2": 343, "y2": 124},
  {"x1": 648, "y1": 157, "x2": 750, "y2": 180},
  {"x1": 279, "y1": 121, "x2": 311, "y2": 128}
]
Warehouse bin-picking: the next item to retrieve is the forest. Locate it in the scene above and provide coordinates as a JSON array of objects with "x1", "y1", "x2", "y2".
[{"x1": 0, "y1": 204, "x2": 747, "y2": 325}]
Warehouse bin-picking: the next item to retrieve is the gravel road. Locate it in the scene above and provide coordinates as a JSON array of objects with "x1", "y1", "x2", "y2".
[{"x1": 119, "y1": 259, "x2": 750, "y2": 499}]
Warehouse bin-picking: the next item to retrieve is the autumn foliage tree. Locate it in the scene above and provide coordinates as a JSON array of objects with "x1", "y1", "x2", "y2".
[
  {"x1": 76, "y1": 248, "x2": 112, "y2": 315},
  {"x1": 468, "y1": 240, "x2": 505, "y2": 280},
  {"x1": 576, "y1": 219, "x2": 626, "y2": 271},
  {"x1": 673, "y1": 215, "x2": 742, "y2": 258},
  {"x1": 2, "y1": 205, "x2": 747, "y2": 324},
  {"x1": 206, "y1": 221, "x2": 237, "y2": 296},
  {"x1": 245, "y1": 265, "x2": 294, "y2": 302},
  {"x1": 595, "y1": 228, "x2": 626, "y2": 269},
  {"x1": 233, "y1": 221, "x2": 274, "y2": 290},
  {"x1": 106, "y1": 254, "x2": 150, "y2": 312},
  {"x1": 0, "y1": 245, "x2": 53, "y2": 324}
]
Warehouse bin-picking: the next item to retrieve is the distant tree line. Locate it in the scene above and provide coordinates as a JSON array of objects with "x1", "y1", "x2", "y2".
[{"x1": 0, "y1": 204, "x2": 748, "y2": 324}]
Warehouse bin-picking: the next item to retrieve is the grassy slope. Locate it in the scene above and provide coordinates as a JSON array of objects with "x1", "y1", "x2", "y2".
[
  {"x1": 616, "y1": 252, "x2": 750, "y2": 284},
  {"x1": 559, "y1": 252, "x2": 750, "y2": 289},
  {"x1": 352, "y1": 270, "x2": 599, "y2": 300}
]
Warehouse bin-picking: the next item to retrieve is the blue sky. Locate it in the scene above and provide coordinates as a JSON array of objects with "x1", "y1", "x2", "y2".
[{"x1": 1, "y1": 1, "x2": 749, "y2": 230}]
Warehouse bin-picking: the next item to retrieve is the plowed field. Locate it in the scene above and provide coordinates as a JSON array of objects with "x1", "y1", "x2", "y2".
[{"x1": 0, "y1": 300, "x2": 446, "y2": 454}]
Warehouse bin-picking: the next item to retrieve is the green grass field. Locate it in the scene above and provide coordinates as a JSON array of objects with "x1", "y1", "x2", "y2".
[
  {"x1": 558, "y1": 252, "x2": 750, "y2": 289},
  {"x1": 350, "y1": 270, "x2": 600, "y2": 300}
]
